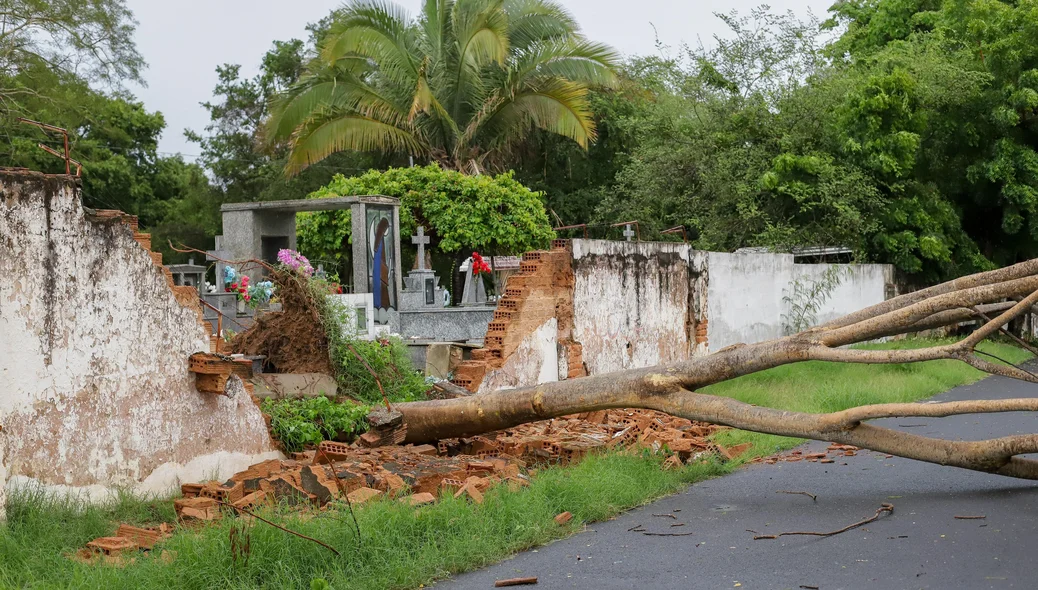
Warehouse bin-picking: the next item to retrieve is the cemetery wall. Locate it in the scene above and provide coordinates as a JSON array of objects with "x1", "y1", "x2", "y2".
[
  {"x1": 704, "y1": 252, "x2": 894, "y2": 350},
  {"x1": 571, "y1": 240, "x2": 696, "y2": 375},
  {"x1": 0, "y1": 171, "x2": 278, "y2": 509},
  {"x1": 459, "y1": 240, "x2": 893, "y2": 391}
]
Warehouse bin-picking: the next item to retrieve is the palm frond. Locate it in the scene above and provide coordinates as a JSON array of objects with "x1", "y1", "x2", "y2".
[
  {"x1": 510, "y1": 38, "x2": 619, "y2": 88},
  {"x1": 504, "y1": 0, "x2": 578, "y2": 50},
  {"x1": 285, "y1": 112, "x2": 426, "y2": 175},
  {"x1": 472, "y1": 77, "x2": 595, "y2": 150},
  {"x1": 419, "y1": 0, "x2": 454, "y2": 63},
  {"x1": 322, "y1": 0, "x2": 421, "y2": 84},
  {"x1": 266, "y1": 70, "x2": 410, "y2": 145}
]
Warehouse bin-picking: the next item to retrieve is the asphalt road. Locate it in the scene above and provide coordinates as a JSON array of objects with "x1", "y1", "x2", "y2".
[{"x1": 441, "y1": 372, "x2": 1038, "y2": 590}]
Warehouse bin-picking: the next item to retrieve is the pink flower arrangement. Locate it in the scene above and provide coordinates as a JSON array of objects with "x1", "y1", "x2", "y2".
[{"x1": 277, "y1": 249, "x2": 314, "y2": 277}]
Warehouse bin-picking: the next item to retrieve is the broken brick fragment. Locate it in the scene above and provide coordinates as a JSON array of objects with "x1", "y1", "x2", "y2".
[
  {"x1": 405, "y1": 492, "x2": 436, "y2": 507},
  {"x1": 454, "y1": 481, "x2": 484, "y2": 504},
  {"x1": 174, "y1": 497, "x2": 221, "y2": 522},
  {"x1": 410, "y1": 444, "x2": 438, "y2": 456},
  {"x1": 347, "y1": 487, "x2": 383, "y2": 505},
  {"x1": 201, "y1": 480, "x2": 244, "y2": 504},
  {"x1": 233, "y1": 490, "x2": 268, "y2": 511},
  {"x1": 86, "y1": 536, "x2": 138, "y2": 555},
  {"x1": 662, "y1": 455, "x2": 682, "y2": 471},
  {"x1": 315, "y1": 441, "x2": 352, "y2": 463},
  {"x1": 299, "y1": 465, "x2": 339, "y2": 505},
  {"x1": 114, "y1": 525, "x2": 165, "y2": 550},
  {"x1": 554, "y1": 511, "x2": 573, "y2": 525},
  {"x1": 263, "y1": 476, "x2": 315, "y2": 506},
  {"x1": 727, "y1": 443, "x2": 753, "y2": 459}
]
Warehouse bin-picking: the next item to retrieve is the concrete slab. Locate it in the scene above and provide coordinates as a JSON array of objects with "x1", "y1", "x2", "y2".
[{"x1": 251, "y1": 373, "x2": 338, "y2": 399}]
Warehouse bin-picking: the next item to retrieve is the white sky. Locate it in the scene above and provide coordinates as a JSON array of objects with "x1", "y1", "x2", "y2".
[{"x1": 124, "y1": 0, "x2": 833, "y2": 158}]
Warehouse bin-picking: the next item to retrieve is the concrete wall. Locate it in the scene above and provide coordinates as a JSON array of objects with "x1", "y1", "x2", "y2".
[
  {"x1": 0, "y1": 172, "x2": 279, "y2": 509},
  {"x1": 705, "y1": 252, "x2": 894, "y2": 350},
  {"x1": 571, "y1": 240, "x2": 695, "y2": 375},
  {"x1": 397, "y1": 308, "x2": 494, "y2": 343},
  {"x1": 469, "y1": 240, "x2": 892, "y2": 390}
]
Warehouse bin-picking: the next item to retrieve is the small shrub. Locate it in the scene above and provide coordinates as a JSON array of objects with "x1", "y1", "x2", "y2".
[{"x1": 261, "y1": 396, "x2": 371, "y2": 453}]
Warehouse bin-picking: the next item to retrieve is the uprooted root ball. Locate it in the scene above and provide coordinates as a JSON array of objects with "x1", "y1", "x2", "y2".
[{"x1": 231, "y1": 269, "x2": 333, "y2": 374}]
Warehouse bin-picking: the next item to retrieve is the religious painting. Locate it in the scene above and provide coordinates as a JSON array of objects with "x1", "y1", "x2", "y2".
[{"x1": 366, "y1": 206, "x2": 396, "y2": 322}]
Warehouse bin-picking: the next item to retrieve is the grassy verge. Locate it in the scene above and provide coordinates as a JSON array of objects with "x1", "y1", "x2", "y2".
[
  {"x1": 708, "y1": 338, "x2": 1033, "y2": 457},
  {"x1": 0, "y1": 338, "x2": 1029, "y2": 589}
]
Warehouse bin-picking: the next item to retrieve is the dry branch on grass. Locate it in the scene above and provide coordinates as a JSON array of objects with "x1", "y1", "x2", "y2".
[{"x1": 389, "y1": 259, "x2": 1038, "y2": 480}]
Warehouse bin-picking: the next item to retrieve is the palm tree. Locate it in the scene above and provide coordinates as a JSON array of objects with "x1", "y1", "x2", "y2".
[{"x1": 266, "y1": 0, "x2": 619, "y2": 175}]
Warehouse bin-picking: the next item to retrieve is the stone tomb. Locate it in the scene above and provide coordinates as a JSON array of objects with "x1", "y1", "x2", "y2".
[
  {"x1": 399, "y1": 226, "x2": 444, "y2": 310},
  {"x1": 212, "y1": 195, "x2": 403, "y2": 325}
]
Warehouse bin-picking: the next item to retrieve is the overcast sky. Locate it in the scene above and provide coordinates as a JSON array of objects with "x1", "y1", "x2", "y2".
[{"x1": 125, "y1": 0, "x2": 833, "y2": 158}]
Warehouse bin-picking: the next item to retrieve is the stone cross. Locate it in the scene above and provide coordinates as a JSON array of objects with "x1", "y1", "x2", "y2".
[
  {"x1": 411, "y1": 225, "x2": 430, "y2": 270},
  {"x1": 623, "y1": 224, "x2": 635, "y2": 242}
]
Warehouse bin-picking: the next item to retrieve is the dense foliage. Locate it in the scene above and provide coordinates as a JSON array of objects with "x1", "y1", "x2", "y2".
[
  {"x1": 298, "y1": 164, "x2": 555, "y2": 278},
  {"x1": 265, "y1": 0, "x2": 618, "y2": 174},
  {"x1": 14, "y1": 0, "x2": 1038, "y2": 283},
  {"x1": 260, "y1": 396, "x2": 371, "y2": 453}
]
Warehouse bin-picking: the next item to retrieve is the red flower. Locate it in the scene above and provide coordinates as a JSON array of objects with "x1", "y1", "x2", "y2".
[{"x1": 230, "y1": 283, "x2": 238, "y2": 290}]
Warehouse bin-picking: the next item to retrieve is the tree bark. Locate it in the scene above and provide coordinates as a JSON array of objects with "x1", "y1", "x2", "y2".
[{"x1": 391, "y1": 259, "x2": 1038, "y2": 480}]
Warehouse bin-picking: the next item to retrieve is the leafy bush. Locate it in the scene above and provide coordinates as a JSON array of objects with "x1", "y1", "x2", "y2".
[
  {"x1": 328, "y1": 332, "x2": 430, "y2": 405},
  {"x1": 261, "y1": 396, "x2": 371, "y2": 453},
  {"x1": 297, "y1": 164, "x2": 555, "y2": 273}
]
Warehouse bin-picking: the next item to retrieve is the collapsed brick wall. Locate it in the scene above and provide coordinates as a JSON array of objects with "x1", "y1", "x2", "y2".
[
  {"x1": 0, "y1": 171, "x2": 278, "y2": 508},
  {"x1": 452, "y1": 241, "x2": 586, "y2": 393}
]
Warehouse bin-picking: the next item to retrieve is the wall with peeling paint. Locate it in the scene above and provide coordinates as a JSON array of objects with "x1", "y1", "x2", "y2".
[
  {"x1": 479, "y1": 318, "x2": 560, "y2": 393},
  {"x1": 0, "y1": 172, "x2": 279, "y2": 509},
  {"x1": 572, "y1": 240, "x2": 695, "y2": 375}
]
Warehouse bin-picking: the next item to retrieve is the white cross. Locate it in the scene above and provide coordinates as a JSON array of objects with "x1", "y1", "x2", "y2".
[
  {"x1": 623, "y1": 224, "x2": 635, "y2": 242},
  {"x1": 412, "y1": 225, "x2": 430, "y2": 270}
]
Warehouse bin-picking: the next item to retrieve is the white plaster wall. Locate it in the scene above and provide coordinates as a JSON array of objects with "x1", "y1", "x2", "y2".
[
  {"x1": 792, "y1": 263, "x2": 892, "y2": 326},
  {"x1": 0, "y1": 173, "x2": 279, "y2": 508},
  {"x1": 571, "y1": 240, "x2": 692, "y2": 375},
  {"x1": 479, "y1": 319, "x2": 559, "y2": 392},
  {"x1": 705, "y1": 251, "x2": 796, "y2": 350},
  {"x1": 705, "y1": 252, "x2": 892, "y2": 350}
]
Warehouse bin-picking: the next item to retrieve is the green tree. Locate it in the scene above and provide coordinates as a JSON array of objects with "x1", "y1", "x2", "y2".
[
  {"x1": 266, "y1": 0, "x2": 619, "y2": 175},
  {"x1": 0, "y1": 0, "x2": 144, "y2": 110},
  {"x1": 0, "y1": 1, "x2": 219, "y2": 264},
  {"x1": 297, "y1": 164, "x2": 554, "y2": 287},
  {"x1": 187, "y1": 39, "x2": 399, "y2": 205}
]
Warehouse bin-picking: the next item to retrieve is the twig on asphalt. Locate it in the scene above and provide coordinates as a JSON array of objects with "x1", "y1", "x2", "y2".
[
  {"x1": 641, "y1": 531, "x2": 696, "y2": 537},
  {"x1": 652, "y1": 513, "x2": 678, "y2": 519},
  {"x1": 954, "y1": 515, "x2": 986, "y2": 520},
  {"x1": 776, "y1": 490, "x2": 817, "y2": 501},
  {"x1": 495, "y1": 577, "x2": 538, "y2": 587},
  {"x1": 753, "y1": 503, "x2": 894, "y2": 540}
]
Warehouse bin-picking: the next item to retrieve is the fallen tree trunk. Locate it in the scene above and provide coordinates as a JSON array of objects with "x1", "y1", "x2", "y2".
[{"x1": 390, "y1": 259, "x2": 1038, "y2": 480}]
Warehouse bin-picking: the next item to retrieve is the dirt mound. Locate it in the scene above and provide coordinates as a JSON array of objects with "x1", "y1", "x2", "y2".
[{"x1": 231, "y1": 269, "x2": 334, "y2": 374}]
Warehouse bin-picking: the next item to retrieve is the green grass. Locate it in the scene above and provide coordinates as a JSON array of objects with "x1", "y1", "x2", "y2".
[
  {"x1": 706, "y1": 337, "x2": 1033, "y2": 458},
  {"x1": 0, "y1": 453, "x2": 728, "y2": 589},
  {"x1": 0, "y1": 337, "x2": 1030, "y2": 589}
]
